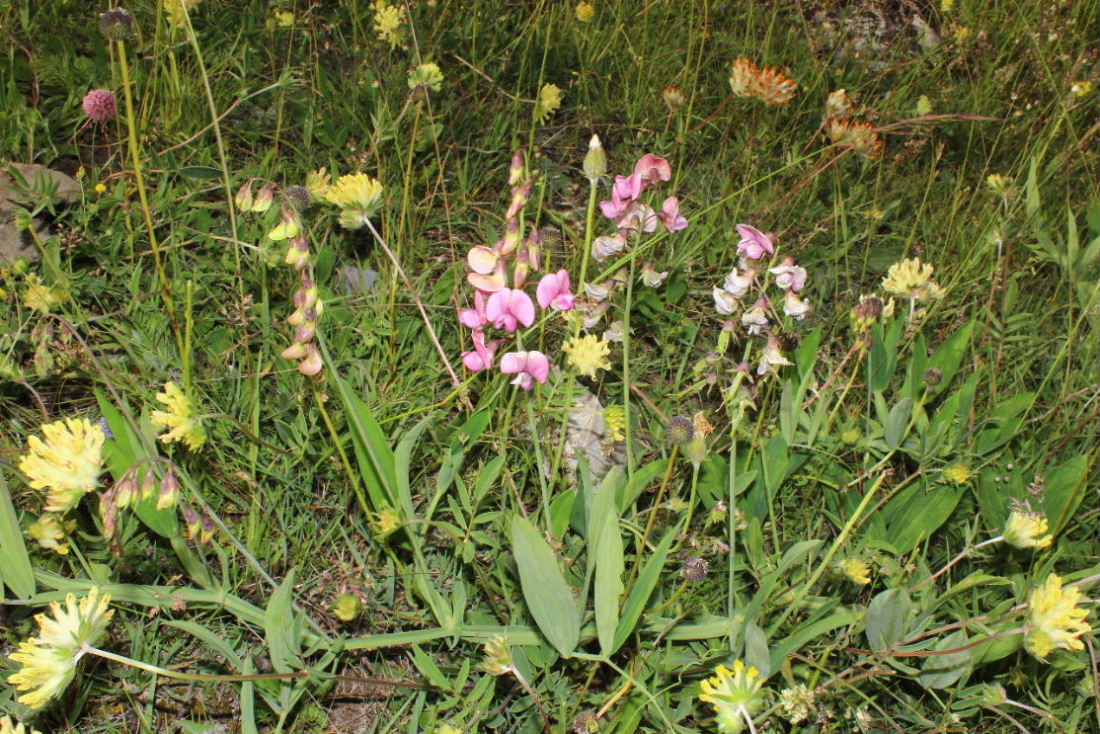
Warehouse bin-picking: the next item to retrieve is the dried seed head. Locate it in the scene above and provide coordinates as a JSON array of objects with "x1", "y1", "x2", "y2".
[
  {"x1": 284, "y1": 185, "x2": 312, "y2": 212},
  {"x1": 666, "y1": 415, "x2": 694, "y2": 446},
  {"x1": 100, "y1": 7, "x2": 135, "y2": 41},
  {"x1": 680, "y1": 556, "x2": 710, "y2": 583},
  {"x1": 923, "y1": 368, "x2": 943, "y2": 388}
]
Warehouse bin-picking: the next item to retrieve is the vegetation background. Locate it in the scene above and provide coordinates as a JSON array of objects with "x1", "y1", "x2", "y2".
[{"x1": 0, "y1": 0, "x2": 1097, "y2": 732}]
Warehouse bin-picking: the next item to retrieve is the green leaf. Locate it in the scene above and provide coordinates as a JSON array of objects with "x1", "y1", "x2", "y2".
[
  {"x1": 1043, "y1": 454, "x2": 1089, "y2": 536},
  {"x1": 593, "y1": 511, "x2": 624, "y2": 656},
  {"x1": 884, "y1": 398, "x2": 913, "y2": 450},
  {"x1": 163, "y1": 620, "x2": 244, "y2": 670},
  {"x1": 924, "y1": 321, "x2": 975, "y2": 399},
  {"x1": 866, "y1": 588, "x2": 912, "y2": 651},
  {"x1": 264, "y1": 569, "x2": 302, "y2": 673},
  {"x1": 882, "y1": 483, "x2": 963, "y2": 555},
  {"x1": 919, "y1": 629, "x2": 972, "y2": 689},
  {"x1": 411, "y1": 644, "x2": 452, "y2": 691},
  {"x1": 511, "y1": 515, "x2": 580, "y2": 656},
  {"x1": 178, "y1": 166, "x2": 223, "y2": 180},
  {"x1": 0, "y1": 470, "x2": 34, "y2": 599},
  {"x1": 395, "y1": 416, "x2": 434, "y2": 523},
  {"x1": 614, "y1": 529, "x2": 675, "y2": 651},
  {"x1": 328, "y1": 372, "x2": 397, "y2": 511},
  {"x1": 743, "y1": 622, "x2": 771, "y2": 678}
]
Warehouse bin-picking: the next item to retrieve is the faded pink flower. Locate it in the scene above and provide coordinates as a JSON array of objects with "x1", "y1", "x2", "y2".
[
  {"x1": 723, "y1": 266, "x2": 755, "y2": 298},
  {"x1": 736, "y1": 223, "x2": 775, "y2": 260},
  {"x1": 468, "y1": 260, "x2": 507, "y2": 293},
  {"x1": 617, "y1": 201, "x2": 658, "y2": 234},
  {"x1": 536, "y1": 269, "x2": 575, "y2": 311},
  {"x1": 82, "y1": 89, "x2": 116, "y2": 121},
  {"x1": 593, "y1": 233, "x2": 627, "y2": 262},
  {"x1": 658, "y1": 196, "x2": 688, "y2": 233},
  {"x1": 485, "y1": 288, "x2": 535, "y2": 332},
  {"x1": 500, "y1": 351, "x2": 550, "y2": 390},
  {"x1": 634, "y1": 153, "x2": 672, "y2": 183},
  {"x1": 467, "y1": 245, "x2": 501, "y2": 275},
  {"x1": 769, "y1": 256, "x2": 807, "y2": 292}
]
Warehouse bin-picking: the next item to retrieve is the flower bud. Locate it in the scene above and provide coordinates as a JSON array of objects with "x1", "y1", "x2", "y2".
[
  {"x1": 234, "y1": 182, "x2": 255, "y2": 212},
  {"x1": 157, "y1": 469, "x2": 180, "y2": 510},
  {"x1": 508, "y1": 149, "x2": 525, "y2": 186},
  {"x1": 182, "y1": 503, "x2": 202, "y2": 540},
  {"x1": 583, "y1": 134, "x2": 607, "y2": 182},
  {"x1": 281, "y1": 342, "x2": 308, "y2": 360},
  {"x1": 298, "y1": 343, "x2": 323, "y2": 376},
  {"x1": 114, "y1": 474, "x2": 139, "y2": 509},
  {"x1": 141, "y1": 467, "x2": 158, "y2": 501},
  {"x1": 253, "y1": 186, "x2": 275, "y2": 213}
]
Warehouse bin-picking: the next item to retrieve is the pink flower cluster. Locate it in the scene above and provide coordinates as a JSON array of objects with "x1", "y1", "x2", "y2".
[
  {"x1": 458, "y1": 150, "x2": 576, "y2": 390},
  {"x1": 598, "y1": 153, "x2": 687, "y2": 236},
  {"x1": 82, "y1": 89, "x2": 116, "y2": 121}
]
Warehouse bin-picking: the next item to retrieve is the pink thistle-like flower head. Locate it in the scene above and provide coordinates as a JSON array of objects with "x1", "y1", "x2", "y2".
[
  {"x1": 485, "y1": 288, "x2": 535, "y2": 333},
  {"x1": 634, "y1": 153, "x2": 672, "y2": 183},
  {"x1": 736, "y1": 223, "x2": 775, "y2": 260},
  {"x1": 536, "y1": 269, "x2": 575, "y2": 311},
  {"x1": 499, "y1": 350, "x2": 550, "y2": 390},
  {"x1": 82, "y1": 89, "x2": 117, "y2": 121},
  {"x1": 658, "y1": 196, "x2": 688, "y2": 233}
]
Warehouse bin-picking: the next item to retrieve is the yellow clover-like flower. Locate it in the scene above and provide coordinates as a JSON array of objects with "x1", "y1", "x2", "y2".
[
  {"x1": 26, "y1": 514, "x2": 73, "y2": 555},
  {"x1": 150, "y1": 381, "x2": 207, "y2": 450},
  {"x1": 1025, "y1": 574, "x2": 1092, "y2": 659},
  {"x1": 842, "y1": 557, "x2": 871, "y2": 586},
  {"x1": 534, "y1": 83, "x2": 563, "y2": 124},
  {"x1": 575, "y1": 1, "x2": 595, "y2": 22},
  {"x1": 19, "y1": 418, "x2": 105, "y2": 514},
  {"x1": 325, "y1": 173, "x2": 384, "y2": 229},
  {"x1": 942, "y1": 463, "x2": 971, "y2": 484},
  {"x1": 0, "y1": 716, "x2": 43, "y2": 734},
  {"x1": 881, "y1": 258, "x2": 944, "y2": 301},
  {"x1": 1003, "y1": 509, "x2": 1052, "y2": 550},
  {"x1": 563, "y1": 334, "x2": 611, "y2": 378},
  {"x1": 9, "y1": 588, "x2": 114, "y2": 710},
  {"x1": 372, "y1": 1, "x2": 405, "y2": 47},
  {"x1": 408, "y1": 62, "x2": 444, "y2": 92},
  {"x1": 699, "y1": 660, "x2": 765, "y2": 734}
]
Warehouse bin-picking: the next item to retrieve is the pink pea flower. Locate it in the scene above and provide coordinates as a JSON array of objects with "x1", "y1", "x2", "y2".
[
  {"x1": 82, "y1": 89, "x2": 117, "y2": 121},
  {"x1": 613, "y1": 173, "x2": 645, "y2": 202},
  {"x1": 458, "y1": 291, "x2": 489, "y2": 329},
  {"x1": 536, "y1": 269, "x2": 575, "y2": 311},
  {"x1": 617, "y1": 201, "x2": 658, "y2": 235},
  {"x1": 467, "y1": 245, "x2": 501, "y2": 275},
  {"x1": 485, "y1": 288, "x2": 535, "y2": 332},
  {"x1": 500, "y1": 350, "x2": 550, "y2": 390},
  {"x1": 468, "y1": 260, "x2": 507, "y2": 293},
  {"x1": 461, "y1": 329, "x2": 498, "y2": 371},
  {"x1": 657, "y1": 196, "x2": 688, "y2": 233},
  {"x1": 769, "y1": 257, "x2": 808, "y2": 292},
  {"x1": 736, "y1": 223, "x2": 775, "y2": 260},
  {"x1": 634, "y1": 153, "x2": 672, "y2": 183}
]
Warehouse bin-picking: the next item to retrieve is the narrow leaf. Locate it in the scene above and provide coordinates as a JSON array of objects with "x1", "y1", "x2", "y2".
[{"x1": 511, "y1": 515, "x2": 580, "y2": 656}]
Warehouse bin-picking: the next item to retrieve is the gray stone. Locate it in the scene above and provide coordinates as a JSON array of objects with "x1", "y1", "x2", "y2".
[{"x1": 0, "y1": 163, "x2": 81, "y2": 265}]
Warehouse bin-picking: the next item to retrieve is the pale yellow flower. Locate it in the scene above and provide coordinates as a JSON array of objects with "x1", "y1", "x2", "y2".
[
  {"x1": 602, "y1": 405, "x2": 626, "y2": 442},
  {"x1": 325, "y1": 173, "x2": 384, "y2": 229},
  {"x1": 150, "y1": 381, "x2": 207, "y2": 450},
  {"x1": 1070, "y1": 81, "x2": 1093, "y2": 98},
  {"x1": 372, "y1": 1, "x2": 405, "y2": 48},
  {"x1": 26, "y1": 514, "x2": 73, "y2": 555},
  {"x1": 881, "y1": 258, "x2": 944, "y2": 301},
  {"x1": 9, "y1": 588, "x2": 114, "y2": 710},
  {"x1": 0, "y1": 716, "x2": 43, "y2": 734},
  {"x1": 19, "y1": 418, "x2": 105, "y2": 514},
  {"x1": 1025, "y1": 574, "x2": 1092, "y2": 659},
  {"x1": 534, "y1": 83, "x2": 563, "y2": 124},
  {"x1": 372, "y1": 506, "x2": 402, "y2": 536},
  {"x1": 575, "y1": 1, "x2": 595, "y2": 22},
  {"x1": 408, "y1": 62, "x2": 444, "y2": 92},
  {"x1": 942, "y1": 463, "x2": 971, "y2": 484},
  {"x1": 22, "y1": 273, "x2": 60, "y2": 314},
  {"x1": 699, "y1": 660, "x2": 765, "y2": 734},
  {"x1": 778, "y1": 684, "x2": 815, "y2": 725},
  {"x1": 563, "y1": 334, "x2": 611, "y2": 378},
  {"x1": 1003, "y1": 510, "x2": 1052, "y2": 550},
  {"x1": 842, "y1": 557, "x2": 871, "y2": 585},
  {"x1": 481, "y1": 635, "x2": 514, "y2": 676},
  {"x1": 986, "y1": 174, "x2": 1012, "y2": 196}
]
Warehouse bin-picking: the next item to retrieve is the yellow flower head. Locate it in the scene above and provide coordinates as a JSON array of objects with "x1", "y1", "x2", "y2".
[
  {"x1": 22, "y1": 273, "x2": 60, "y2": 314},
  {"x1": 408, "y1": 62, "x2": 444, "y2": 92},
  {"x1": 27, "y1": 514, "x2": 73, "y2": 555},
  {"x1": 150, "y1": 381, "x2": 207, "y2": 450},
  {"x1": 9, "y1": 588, "x2": 114, "y2": 710},
  {"x1": 331, "y1": 594, "x2": 364, "y2": 622},
  {"x1": 942, "y1": 463, "x2": 971, "y2": 484},
  {"x1": 372, "y1": 1, "x2": 405, "y2": 47},
  {"x1": 575, "y1": 1, "x2": 595, "y2": 22},
  {"x1": 0, "y1": 716, "x2": 43, "y2": 734},
  {"x1": 534, "y1": 83, "x2": 563, "y2": 124},
  {"x1": 842, "y1": 557, "x2": 871, "y2": 585},
  {"x1": 434, "y1": 725, "x2": 464, "y2": 734},
  {"x1": 481, "y1": 635, "x2": 514, "y2": 676},
  {"x1": 564, "y1": 334, "x2": 611, "y2": 378},
  {"x1": 602, "y1": 405, "x2": 626, "y2": 443},
  {"x1": 325, "y1": 173, "x2": 384, "y2": 229},
  {"x1": 371, "y1": 506, "x2": 403, "y2": 536},
  {"x1": 729, "y1": 58, "x2": 797, "y2": 105},
  {"x1": 699, "y1": 660, "x2": 765, "y2": 734},
  {"x1": 19, "y1": 418, "x2": 105, "y2": 514},
  {"x1": 305, "y1": 168, "x2": 331, "y2": 199},
  {"x1": 1003, "y1": 509, "x2": 1052, "y2": 550},
  {"x1": 881, "y1": 258, "x2": 944, "y2": 301},
  {"x1": 1070, "y1": 81, "x2": 1093, "y2": 98},
  {"x1": 1025, "y1": 574, "x2": 1092, "y2": 659},
  {"x1": 986, "y1": 174, "x2": 1012, "y2": 196}
]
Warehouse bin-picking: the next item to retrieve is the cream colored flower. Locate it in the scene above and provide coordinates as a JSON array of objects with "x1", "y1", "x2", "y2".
[
  {"x1": 325, "y1": 173, "x2": 384, "y2": 229},
  {"x1": 305, "y1": 168, "x2": 331, "y2": 199},
  {"x1": 534, "y1": 83, "x2": 563, "y2": 124},
  {"x1": 26, "y1": 514, "x2": 73, "y2": 555},
  {"x1": 563, "y1": 334, "x2": 611, "y2": 378},
  {"x1": 942, "y1": 463, "x2": 971, "y2": 484},
  {"x1": 1003, "y1": 509, "x2": 1052, "y2": 550},
  {"x1": 0, "y1": 715, "x2": 43, "y2": 734},
  {"x1": 729, "y1": 58, "x2": 796, "y2": 104},
  {"x1": 1025, "y1": 574, "x2": 1092, "y2": 659},
  {"x1": 150, "y1": 381, "x2": 206, "y2": 450},
  {"x1": 19, "y1": 418, "x2": 105, "y2": 514},
  {"x1": 22, "y1": 273, "x2": 60, "y2": 314},
  {"x1": 842, "y1": 557, "x2": 871, "y2": 585},
  {"x1": 9, "y1": 588, "x2": 114, "y2": 710},
  {"x1": 408, "y1": 62, "x2": 444, "y2": 92},
  {"x1": 881, "y1": 258, "x2": 943, "y2": 301},
  {"x1": 372, "y1": 1, "x2": 405, "y2": 47}
]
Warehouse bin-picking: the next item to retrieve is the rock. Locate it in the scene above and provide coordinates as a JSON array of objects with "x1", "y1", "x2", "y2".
[{"x1": 0, "y1": 163, "x2": 81, "y2": 265}]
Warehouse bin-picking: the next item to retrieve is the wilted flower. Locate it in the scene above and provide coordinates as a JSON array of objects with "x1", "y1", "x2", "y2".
[
  {"x1": 19, "y1": 418, "x2": 105, "y2": 514},
  {"x1": 698, "y1": 660, "x2": 766, "y2": 734},
  {"x1": 641, "y1": 262, "x2": 669, "y2": 287},
  {"x1": 662, "y1": 85, "x2": 686, "y2": 110},
  {"x1": 825, "y1": 89, "x2": 851, "y2": 118},
  {"x1": 778, "y1": 684, "x2": 816, "y2": 725},
  {"x1": 325, "y1": 173, "x2": 384, "y2": 229},
  {"x1": 1025, "y1": 574, "x2": 1092, "y2": 659},
  {"x1": 783, "y1": 290, "x2": 811, "y2": 320},
  {"x1": 592, "y1": 233, "x2": 627, "y2": 262},
  {"x1": 1003, "y1": 509, "x2": 1052, "y2": 550},
  {"x1": 666, "y1": 415, "x2": 694, "y2": 446},
  {"x1": 150, "y1": 381, "x2": 207, "y2": 450},
  {"x1": 9, "y1": 588, "x2": 114, "y2": 710},
  {"x1": 722, "y1": 267, "x2": 755, "y2": 299},
  {"x1": 741, "y1": 298, "x2": 770, "y2": 335},
  {"x1": 99, "y1": 7, "x2": 135, "y2": 42},
  {"x1": 563, "y1": 334, "x2": 611, "y2": 378},
  {"x1": 728, "y1": 58, "x2": 797, "y2": 104},
  {"x1": 757, "y1": 336, "x2": 793, "y2": 375},
  {"x1": 735, "y1": 224, "x2": 775, "y2": 260},
  {"x1": 81, "y1": 89, "x2": 116, "y2": 121},
  {"x1": 712, "y1": 286, "x2": 737, "y2": 316},
  {"x1": 500, "y1": 351, "x2": 550, "y2": 390},
  {"x1": 534, "y1": 83, "x2": 563, "y2": 124},
  {"x1": 882, "y1": 258, "x2": 943, "y2": 301},
  {"x1": 769, "y1": 257, "x2": 807, "y2": 292},
  {"x1": 408, "y1": 62, "x2": 444, "y2": 92},
  {"x1": 680, "y1": 557, "x2": 709, "y2": 582},
  {"x1": 827, "y1": 118, "x2": 883, "y2": 160}
]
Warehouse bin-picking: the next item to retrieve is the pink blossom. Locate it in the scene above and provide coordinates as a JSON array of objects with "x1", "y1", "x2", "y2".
[
  {"x1": 536, "y1": 269, "x2": 575, "y2": 311},
  {"x1": 82, "y1": 89, "x2": 116, "y2": 121},
  {"x1": 736, "y1": 223, "x2": 775, "y2": 260},
  {"x1": 458, "y1": 291, "x2": 489, "y2": 329},
  {"x1": 617, "y1": 201, "x2": 658, "y2": 234},
  {"x1": 485, "y1": 288, "x2": 535, "y2": 332},
  {"x1": 634, "y1": 154, "x2": 672, "y2": 183},
  {"x1": 613, "y1": 173, "x2": 645, "y2": 202},
  {"x1": 461, "y1": 329, "x2": 498, "y2": 371},
  {"x1": 467, "y1": 245, "x2": 500, "y2": 275},
  {"x1": 468, "y1": 260, "x2": 507, "y2": 292},
  {"x1": 500, "y1": 350, "x2": 550, "y2": 390},
  {"x1": 657, "y1": 196, "x2": 688, "y2": 233},
  {"x1": 769, "y1": 257, "x2": 807, "y2": 292}
]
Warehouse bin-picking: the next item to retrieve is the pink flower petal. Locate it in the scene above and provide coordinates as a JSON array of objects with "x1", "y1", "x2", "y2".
[
  {"x1": 499, "y1": 351, "x2": 525, "y2": 375},
  {"x1": 526, "y1": 351, "x2": 550, "y2": 383},
  {"x1": 467, "y1": 246, "x2": 499, "y2": 275},
  {"x1": 634, "y1": 154, "x2": 672, "y2": 182}
]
